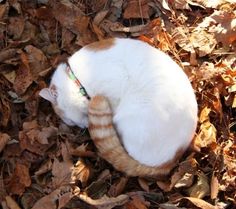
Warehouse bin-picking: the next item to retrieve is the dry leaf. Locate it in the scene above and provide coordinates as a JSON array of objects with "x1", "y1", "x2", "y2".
[
  {"x1": 77, "y1": 193, "x2": 129, "y2": 209},
  {"x1": 174, "y1": 172, "x2": 194, "y2": 188},
  {"x1": 197, "y1": 10, "x2": 236, "y2": 46},
  {"x1": 189, "y1": 0, "x2": 236, "y2": 8},
  {"x1": 187, "y1": 172, "x2": 210, "y2": 199},
  {"x1": 66, "y1": 141, "x2": 96, "y2": 158},
  {"x1": 5, "y1": 196, "x2": 22, "y2": 209},
  {"x1": 0, "y1": 48, "x2": 18, "y2": 63},
  {"x1": 181, "y1": 197, "x2": 217, "y2": 209},
  {"x1": 71, "y1": 159, "x2": 90, "y2": 186},
  {"x1": 159, "y1": 202, "x2": 187, "y2": 209},
  {"x1": 8, "y1": 17, "x2": 25, "y2": 40},
  {"x1": 108, "y1": 177, "x2": 128, "y2": 197},
  {"x1": 34, "y1": 159, "x2": 53, "y2": 176},
  {"x1": 210, "y1": 173, "x2": 219, "y2": 199},
  {"x1": 138, "y1": 178, "x2": 150, "y2": 192},
  {"x1": 126, "y1": 194, "x2": 150, "y2": 209},
  {"x1": 24, "y1": 45, "x2": 49, "y2": 80},
  {"x1": 0, "y1": 132, "x2": 10, "y2": 153},
  {"x1": 13, "y1": 52, "x2": 33, "y2": 95},
  {"x1": 194, "y1": 121, "x2": 217, "y2": 149},
  {"x1": 6, "y1": 163, "x2": 31, "y2": 195},
  {"x1": 32, "y1": 186, "x2": 74, "y2": 209},
  {"x1": 52, "y1": 157, "x2": 73, "y2": 188},
  {"x1": 123, "y1": 0, "x2": 150, "y2": 19}
]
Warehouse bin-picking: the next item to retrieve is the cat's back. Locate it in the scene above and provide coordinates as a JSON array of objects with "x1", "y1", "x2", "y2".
[{"x1": 68, "y1": 38, "x2": 185, "y2": 97}]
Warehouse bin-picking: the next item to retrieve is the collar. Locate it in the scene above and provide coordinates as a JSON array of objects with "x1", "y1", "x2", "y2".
[{"x1": 65, "y1": 63, "x2": 90, "y2": 100}]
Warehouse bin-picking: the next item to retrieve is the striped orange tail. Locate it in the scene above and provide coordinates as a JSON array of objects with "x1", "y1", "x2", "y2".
[{"x1": 88, "y1": 95, "x2": 179, "y2": 177}]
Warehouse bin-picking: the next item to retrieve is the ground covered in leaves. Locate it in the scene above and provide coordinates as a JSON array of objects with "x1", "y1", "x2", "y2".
[{"x1": 0, "y1": 0, "x2": 236, "y2": 209}]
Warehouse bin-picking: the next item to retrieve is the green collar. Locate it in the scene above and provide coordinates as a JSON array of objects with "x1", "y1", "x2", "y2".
[{"x1": 66, "y1": 64, "x2": 90, "y2": 100}]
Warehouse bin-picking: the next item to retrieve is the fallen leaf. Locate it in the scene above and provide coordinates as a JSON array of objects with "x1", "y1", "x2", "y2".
[
  {"x1": 0, "y1": 48, "x2": 18, "y2": 63},
  {"x1": 181, "y1": 197, "x2": 217, "y2": 209},
  {"x1": 6, "y1": 162, "x2": 31, "y2": 195},
  {"x1": 0, "y1": 132, "x2": 10, "y2": 153},
  {"x1": 7, "y1": 17, "x2": 25, "y2": 40},
  {"x1": 197, "y1": 10, "x2": 236, "y2": 46},
  {"x1": 32, "y1": 186, "x2": 74, "y2": 209},
  {"x1": 5, "y1": 196, "x2": 22, "y2": 209},
  {"x1": 159, "y1": 202, "x2": 187, "y2": 209},
  {"x1": 77, "y1": 193, "x2": 129, "y2": 209},
  {"x1": 187, "y1": 172, "x2": 210, "y2": 199},
  {"x1": 66, "y1": 141, "x2": 96, "y2": 158},
  {"x1": 108, "y1": 177, "x2": 128, "y2": 197},
  {"x1": 194, "y1": 121, "x2": 217, "y2": 149},
  {"x1": 123, "y1": 0, "x2": 150, "y2": 19},
  {"x1": 37, "y1": 126, "x2": 58, "y2": 144},
  {"x1": 71, "y1": 159, "x2": 90, "y2": 186},
  {"x1": 24, "y1": 45, "x2": 49, "y2": 80},
  {"x1": 13, "y1": 52, "x2": 33, "y2": 95},
  {"x1": 126, "y1": 194, "x2": 150, "y2": 209},
  {"x1": 210, "y1": 173, "x2": 219, "y2": 199},
  {"x1": 157, "y1": 158, "x2": 197, "y2": 192}
]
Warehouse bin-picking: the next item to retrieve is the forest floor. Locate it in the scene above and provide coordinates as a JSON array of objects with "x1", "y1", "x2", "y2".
[{"x1": 0, "y1": 0, "x2": 235, "y2": 209}]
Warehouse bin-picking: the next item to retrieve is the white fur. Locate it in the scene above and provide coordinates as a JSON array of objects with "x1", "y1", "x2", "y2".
[{"x1": 48, "y1": 38, "x2": 198, "y2": 166}]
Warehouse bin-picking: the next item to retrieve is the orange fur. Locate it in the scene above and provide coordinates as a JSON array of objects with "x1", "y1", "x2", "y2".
[
  {"x1": 88, "y1": 95, "x2": 184, "y2": 177},
  {"x1": 85, "y1": 38, "x2": 115, "y2": 51}
]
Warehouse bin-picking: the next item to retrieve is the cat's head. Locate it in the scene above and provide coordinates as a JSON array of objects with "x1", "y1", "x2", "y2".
[{"x1": 39, "y1": 63, "x2": 89, "y2": 128}]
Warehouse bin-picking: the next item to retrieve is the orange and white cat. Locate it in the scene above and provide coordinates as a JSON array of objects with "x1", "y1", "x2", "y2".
[{"x1": 39, "y1": 38, "x2": 198, "y2": 177}]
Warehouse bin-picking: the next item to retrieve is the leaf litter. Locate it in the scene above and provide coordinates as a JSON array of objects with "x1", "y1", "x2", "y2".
[{"x1": 0, "y1": 0, "x2": 236, "y2": 208}]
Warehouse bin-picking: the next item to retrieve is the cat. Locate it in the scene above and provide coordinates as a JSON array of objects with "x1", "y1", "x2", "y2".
[{"x1": 39, "y1": 38, "x2": 198, "y2": 177}]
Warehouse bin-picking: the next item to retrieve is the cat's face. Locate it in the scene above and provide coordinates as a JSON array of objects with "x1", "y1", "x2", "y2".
[{"x1": 39, "y1": 65, "x2": 89, "y2": 128}]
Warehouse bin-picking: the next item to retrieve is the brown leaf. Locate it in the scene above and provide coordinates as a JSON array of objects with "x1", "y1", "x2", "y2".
[
  {"x1": 187, "y1": 172, "x2": 210, "y2": 199},
  {"x1": 6, "y1": 163, "x2": 31, "y2": 195},
  {"x1": 37, "y1": 126, "x2": 58, "y2": 144},
  {"x1": 194, "y1": 121, "x2": 217, "y2": 150},
  {"x1": 197, "y1": 10, "x2": 236, "y2": 46},
  {"x1": 71, "y1": 159, "x2": 90, "y2": 186},
  {"x1": 23, "y1": 120, "x2": 38, "y2": 131},
  {"x1": 0, "y1": 96, "x2": 11, "y2": 127},
  {"x1": 138, "y1": 178, "x2": 150, "y2": 192},
  {"x1": 5, "y1": 196, "x2": 22, "y2": 209},
  {"x1": 34, "y1": 159, "x2": 53, "y2": 176},
  {"x1": 1, "y1": 70, "x2": 16, "y2": 84},
  {"x1": 0, "y1": 132, "x2": 10, "y2": 153},
  {"x1": 7, "y1": 17, "x2": 25, "y2": 40},
  {"x1": 210, "y1": 173, "x2": 219, "y2": 199},
  {"x1": 77, "y1": 193, "x2": 129, "y2": 209},
  {"x1": 0, "y1": 48, "x2": 18, "y2": 63},
  {"x1": 19, "y1": 130, "x2": 51, "y2": 155},
  {"x1": 159, "y1": 202, "x2": 187, "y2": 209},
  {"x1": 24, "y1": 45, "x2": 49, "y2": 80},
  {"x1": 52, "y1": 157, "x2": 73, "y2": 188},
  {"x1": 126, "y1": 194, "x2": 149, "y2": 209},
  {"x1": 52, "y1": 0, "x2": 96, "y2": 46},
  {"x1": 66, "y1": 141, "x2": 96, "y2": 158},
  {"x1": 13, "y1": 52, "x2": 33, "y2": 95},
  {"x1": 32, "y1": 186, "x2": 74, "y2": 209},
  {"x1": 181, "y1": 197, "x2": 217, "y2": 209},
  {"x1": 157, "y1": 158, "x2": 197, "y2": 192},
  {"x1": 108, "y1": 177, "x2": 128, "y2": 197},
  {"x1": 0, "y1": 3, "x2": 9, "y2": 19},
  {"x1": 188, "y1": 0, "x2": 236, "y2": 8},
  {"x1": 123, "y1": 0, "x2": 150, "y2": 19}
]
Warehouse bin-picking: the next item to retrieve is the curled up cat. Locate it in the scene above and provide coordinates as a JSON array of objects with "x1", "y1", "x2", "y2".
[{"x1": 39, "y1": 38, "x2": 198, "y2": 177}]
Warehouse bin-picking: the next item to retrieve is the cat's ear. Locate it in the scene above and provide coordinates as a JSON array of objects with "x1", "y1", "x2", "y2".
[{"x1": 39, "y1": 87, "x2": 57, "y2": 104}]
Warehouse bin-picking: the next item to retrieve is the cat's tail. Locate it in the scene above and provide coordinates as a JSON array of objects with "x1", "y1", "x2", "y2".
[{"x1": 88, "y1": 95, "x2": 178, "y2": 177}]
